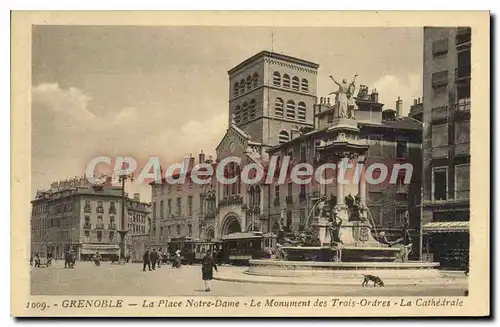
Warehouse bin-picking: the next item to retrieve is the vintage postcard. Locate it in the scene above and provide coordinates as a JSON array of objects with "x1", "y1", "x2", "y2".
[{"x1": 11, "y1": 11, "x2": 490, "y2": 317}]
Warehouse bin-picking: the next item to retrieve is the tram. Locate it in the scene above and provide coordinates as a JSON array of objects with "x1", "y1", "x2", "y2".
[
  {"x1": 221, "y1": 232, "x2": 276, "y2": 265},
  {"x1": 167, "y1": 237, "x2": 222, "y2": 265}
]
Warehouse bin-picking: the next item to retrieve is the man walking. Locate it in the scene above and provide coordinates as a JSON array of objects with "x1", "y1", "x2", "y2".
[
  {"x1": 150, "y1": 248, "x2": 158, "y2": 270},
  {"x1": 201, "y1": 250, "x2": 218, "y2": 292},
  {"x1": 143, "y1": 249, "x2": 151, "y2": 271}
]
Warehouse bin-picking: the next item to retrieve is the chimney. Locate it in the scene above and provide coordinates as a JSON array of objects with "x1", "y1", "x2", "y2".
[
  {"x1": 199, "y1": 150, "x2": 205, "y2": 164},
  {"x1": 188, "y1": 154, "x2": 195, "y2": 170},
  {"x1": 396, "y1": 96, "x2": 403, "y2": 117},
  {"x1": 133, "y1": 193, "x2": 140, "y2": 201},
  {"x1": 371, "y1": 89, "x2": 379, "y2": 103},
  {"x1": 205, "y1": 155, "x2": 213, "y2": 164},
  {"x1": 414, "y1": 98, "x2": 418, "y2": 105},
  {"x1": 327, "y1": 98, "x2": 331, "y2": 105},
  {"x1": 320, "y1": 97, "x2": 324, "y2": 104}
]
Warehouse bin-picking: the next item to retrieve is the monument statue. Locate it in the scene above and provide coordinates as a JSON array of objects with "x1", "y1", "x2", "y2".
[
  {"x1": 327, "y1": 210, "x2": 343, "y2": 246},
  {"x1": 328, "y1": 74, "x2": 358, "y2": 119}
]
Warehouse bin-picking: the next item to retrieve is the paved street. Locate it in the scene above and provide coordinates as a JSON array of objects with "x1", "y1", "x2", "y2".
[{"x1": 31, "y1": 261, "x2": 467, "y2": 296}]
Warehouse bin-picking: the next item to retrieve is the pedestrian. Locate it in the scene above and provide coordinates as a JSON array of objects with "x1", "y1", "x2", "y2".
[
  {"x1": 94, "y1": 252, "x2": 101, "y2": 267},
  {"x1": 143, "y1": 249, "x2": 151, "y2": 271},
  {"x1": 157, "y1": 250, "x2": 162, "y2": 268},
  {"x1": 172, "y1": 250, "x2": 182, "y2": 268},
  {"x1": 34, "y1": 253, "x2": 40, "y2": 268},
  {"x1": 201, "y1": 250, "x2": 218, "y2": 292},
  {"x1": 151, "y1": 248, "x2": 158, "y2": 270}
]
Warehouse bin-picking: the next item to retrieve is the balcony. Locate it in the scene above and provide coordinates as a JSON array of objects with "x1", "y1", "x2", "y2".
[
  {"x1": 96, "y1": 223, "x2": 104, "y2": 229},
  {"x1": 286, "y1": 196, "x2": 293, "y2": 205},
  {"x1": 83, "y1": 223, "x2": 91, "y2": 229},
  {"x1": 83, "y1": 206, "x2": 92, "y2": 213},
  {"x1": 96, "y1": 207, "x2": 104, "y2": 214},
  {"x1": 108, "y1": 223, "x2": 117, "y2": 230}
]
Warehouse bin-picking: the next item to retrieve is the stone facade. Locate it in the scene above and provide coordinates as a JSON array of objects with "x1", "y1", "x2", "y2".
[{"x1": 421, "y1": 27, "x2": 471, "y2": 268}]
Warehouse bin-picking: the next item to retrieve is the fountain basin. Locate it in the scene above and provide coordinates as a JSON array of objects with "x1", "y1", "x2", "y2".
[
  {"x1": 282, "y1": 246, "x2": 401, "y2": 262},
  {"x1": 245, "y1": 259, "x2": 444, "y2": 285}
]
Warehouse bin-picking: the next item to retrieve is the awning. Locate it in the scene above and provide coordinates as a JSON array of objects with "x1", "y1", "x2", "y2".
[
  {"x1": 81, "y1": 244, "x2": 119, "y2": 255},
  {"x1": 422, "y1": 221, "x2": 469, "y2": 233}
]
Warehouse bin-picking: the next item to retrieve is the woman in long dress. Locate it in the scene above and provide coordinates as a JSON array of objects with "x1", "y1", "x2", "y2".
[
  {"x1": 329, "y1": 75, "x2": 358, "y2": 118},
  {"x1": 201, "y1": 250, "x2": 218, "y2": 292}
]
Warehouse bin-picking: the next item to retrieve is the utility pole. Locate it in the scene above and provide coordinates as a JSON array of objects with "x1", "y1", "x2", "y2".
[{"x1": 118, "y1": 171, "x2": 134, "y2": 263}]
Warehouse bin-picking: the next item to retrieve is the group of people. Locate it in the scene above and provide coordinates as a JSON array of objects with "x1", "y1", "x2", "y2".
[
  {"x1": 30, "y1": 253, "x2": 54, "y2": 268},
  {"x1": 141, "y1": 247, "x2": 218, "y2": 292},
  {"x1": 142, "y1": 248, "x2": 172, "y2": 271}
]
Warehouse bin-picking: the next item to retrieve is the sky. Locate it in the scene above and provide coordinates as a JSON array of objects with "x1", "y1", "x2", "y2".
[{"x1": 32, "y1": 26, "x2": 423, "y2": 202}]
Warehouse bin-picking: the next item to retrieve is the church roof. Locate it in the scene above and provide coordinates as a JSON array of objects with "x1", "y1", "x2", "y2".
[{"x1": 228, "y1": 50, "x2": 319, "y2": 75}]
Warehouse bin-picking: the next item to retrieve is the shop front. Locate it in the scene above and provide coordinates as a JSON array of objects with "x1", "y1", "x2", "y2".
[
  {"x1": 422, "y1": 221, "x2": 469, "y2": 270},
  {"x1": 80, "y1": 244, "x2": 120, "y2": 261}
]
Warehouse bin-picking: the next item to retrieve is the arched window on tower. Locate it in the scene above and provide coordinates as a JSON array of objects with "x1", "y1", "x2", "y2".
[
  {"x1": 252, "y1": 73, "x2": 259, "y2": 88},
  {"x1": 274, "y1": 98, "x2": 284, "y2": 118},
  {"x1": 301, "y1": 78, "x2": 309, "y2": 93},
  {"x1": 278, "y1": 130, "x2": 290, "y2": 144},
  {"x1": 286, "y1": 100, "x2": 296, "y2": 120},
  {"x1": 255, "y1": 185, "x2": 261, "y2": 206},
  {"x1": 248, "y1": 186, "x2": 254, "y2": 206},
  {"x1": 240, "y1": 79, "x2": 245, "y2": 94},
  {"x1": 292, "y1": 76, "x2": 300, "y2": 91},
  {"x1": 242, "y1": 102, "x2": 248, "y2": 122},
  {"x1": 236, "y1": 165, "x2": 241, "y2": 194},
  {"x1": 246, "y1": 76, "x2": 252, "y2": 91},
  {"x1": 283, "y1": 74, "x2": 291, "y2": 88},
  {"x1": 249, "y1": 99, "x2": 257, "y2": 119},
  {"x1": 298, "y1": 102, "x2": 307, "y2": 122},
  {"x1": 234, "y1": 82, "x2": 239, "y2": 97},
  {"x1": 234, "y1": 105, "x2": 241, "y2": 124},
  {"x1": 273, "y1": 72, "x2": 281, "y2": 86}
]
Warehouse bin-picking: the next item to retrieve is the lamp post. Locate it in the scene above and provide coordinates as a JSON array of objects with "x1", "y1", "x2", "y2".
[{"x1": 118, "y1": 171, "x2": 134, "y2": 262}]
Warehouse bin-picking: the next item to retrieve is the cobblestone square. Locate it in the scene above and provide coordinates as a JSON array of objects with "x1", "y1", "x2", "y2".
[{"x1": 31, "y1": 261, "x2": 467, "y2": 297}]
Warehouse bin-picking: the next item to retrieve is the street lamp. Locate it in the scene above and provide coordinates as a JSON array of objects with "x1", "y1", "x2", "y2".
[{"x1": 118, "y1": 171, "x2": 134, "y2": 263}]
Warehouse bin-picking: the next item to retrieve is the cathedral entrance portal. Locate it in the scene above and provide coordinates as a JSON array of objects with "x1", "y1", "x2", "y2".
[{"x1": 220, "y1": 214, "x2": 242, "y2": 236}]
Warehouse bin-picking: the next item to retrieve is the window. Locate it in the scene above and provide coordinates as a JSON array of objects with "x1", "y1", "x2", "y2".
[
  {"x1": 252, "y1": 73, "x2": 259, "y2": 88},
  {"x1": 455, "y1": 120, "x2": 470, "y2": 144},
  {"x1": 109, "y1": 201, "x2": 116, "y2": 214},
  {"x1": 188, "y1": 224, "x2": 192, "y2": 237},
  {"x1": 246, "y1": 76, "x2": 252, "y2": 91},
  {"x1": 286, "y1": 100, "x2": 296, "y2": 120},
  {"x1": 160, "y1": 200, "x2": 164, "y2": 219},
  {"x1": 327, "y1": 113, "x2": 333, "y2": 123},
  {"x1": 297, "y1": 102, "x2": 306, "y2": 121},
  {"x1": 239, "y1": 79, "x2": 245, "y2": 94},
  {"x1": 431, "y1": 70, "x2": 448, "y2": 88},
  {"x1": 233, "y1": 82, "x2": 239, "y2": 97},
  {"x1": 368, "y1": 135, "x2": 382, "y2": 157},
  {"x1": 283, "y1": 74, "x2": 290, "y2": 88},
  {"x1": 84, "y1": 230, "x2": 90, "y2": 237},
  {"x1": 457, "y1": 50, "x2": 471, "y2": 79},
  {"x1": 278, "y1": 130, "x2": 290, "y2": 144},
  {"x1": 274, "y1": 98, "x2": 284, "y2": 117},
  {"x1": 97, "y1": 200, "x2": 104, "y2": 213},
  {"x1": 84, "y1": 200, "x2": 91, "y2": 213},
  {"x1": 456, "y1": 27, "x2": 471, "y2": 45},
  {"x1": 249, "y1": 99, "x2": 257, "y2": 119},
  {"x1": 273, "y1": 72, "x2": 281, "y2": 86},
  {"x1": 167, "y1": 199, "x2": 172, "y2": 217},
  {"x1": 431, "y1": 124, "x2": 448, "y2": 147},
  {"x1": 97, "y1": 216, "x2": 103, "y2": 228},
  {"x1": 188, "y1": 196, "x2": 193, "y2": 217},
  {"x1": 301, "y1": 78, "x2": 309, "y2": 93},
  {"x1": 177, "y1": 197, "x2": 182, "y2": 216},
  {"x1": 432, "y1": 38, "x2": 449, "y2": 57},
  {"x1": 275, "y1": 185, "x2": 280, "y2": 200},
  {"x1": 432, "y1": 167, "x2": 447, "y2": 201},
  {"x1": 396, "y1": 139, "x2": 408, "y2": 158},
  {"x1": 176, "y1": 224, "x2": 181, "y2": 235},
  {"x1": 109, "y1": 231, "x2": 114, "y2": 241},
  {"x1": 292, "y1": 76, "x2": 300, "y2": 90},
  {"x1": 242, "y1": 102, "x2": 248, "y2": 122},
  {"x1": 97, "y1": 231, "x2": 102, "y2": 242},
  {"x1": 84, "y1": 216, "x2": 91, "y2": 228},
  {"x1": 234, "y1": 105, "x2": 241, "y2": 123},
  {"x1": 167, "y1": 226, "x2": 171, "y2": 236},
  {"x1": 457, "y1": 85, "x2": 471, "y2": 112},
  {"x1": 152, "y1": 202, "x2": 156, "y2": 219},
  {"x1": 455, "y1": 164, "x2": 470, "y2": 200}
]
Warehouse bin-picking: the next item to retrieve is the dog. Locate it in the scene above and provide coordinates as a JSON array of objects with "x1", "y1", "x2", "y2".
[{"x1": 362, "y1": 274, "x2": 385, "y2": 287}]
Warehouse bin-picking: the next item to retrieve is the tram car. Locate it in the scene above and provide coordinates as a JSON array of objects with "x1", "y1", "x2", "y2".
[
  {"x1": 167, "y1": 237, "x2": 223, "y2": 265},
  {"x1": 221, "y1": 232, "x2": 277, "y2": 265}
]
